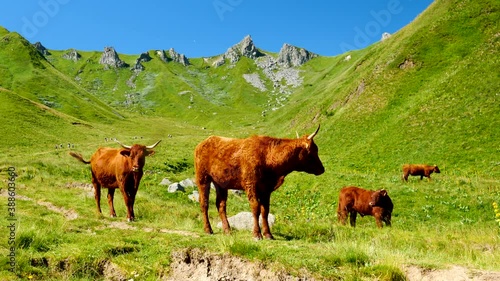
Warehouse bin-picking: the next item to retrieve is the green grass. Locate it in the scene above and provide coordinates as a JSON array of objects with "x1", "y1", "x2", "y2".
[{"x1": 1, "y1": 0, "x2": 500, "y2": 280}]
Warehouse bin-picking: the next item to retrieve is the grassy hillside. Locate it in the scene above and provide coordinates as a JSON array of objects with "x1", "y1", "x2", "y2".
[
  {"x1": 270, "y1": 0, "x2": 499, "y2": 177},
  {"x1": 0, "y1": 0, "x2": 499, "y2": 280}
]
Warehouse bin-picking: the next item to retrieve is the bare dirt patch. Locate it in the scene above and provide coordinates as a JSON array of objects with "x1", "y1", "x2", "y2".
[
  {"x1": 405, "y1": 265, "x2": 500, "y2": 281},
  {"x1": 166, "y1": 248, "x2": 316, "y2": 281}
]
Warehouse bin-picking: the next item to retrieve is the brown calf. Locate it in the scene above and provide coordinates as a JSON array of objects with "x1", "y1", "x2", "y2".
[
  {"x1": 194, "y1": 126, "x2": 324, "y2": 240},
  {"x1": 337, "y1": 186, "x2": 393, "y2": 228},
  {"x1": 69, "y1": 140, "x2": 161, "y2": 221},
  {"x1": 402, "y1": 164, "x2": 440, "y2": 181}
]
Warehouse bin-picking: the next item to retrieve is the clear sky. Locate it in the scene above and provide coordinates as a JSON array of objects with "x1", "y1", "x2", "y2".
[{"x1": 1, "y1": 0, "x2": 434, "y2": 58}]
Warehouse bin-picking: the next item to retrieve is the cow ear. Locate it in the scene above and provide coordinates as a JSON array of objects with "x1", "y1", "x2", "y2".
[
  {"x1": 146, "y1": 150, "x2": 155, "y2": 157},
  {"x1": 120, "y1": 150, "x2": 131, "y2": 157}
]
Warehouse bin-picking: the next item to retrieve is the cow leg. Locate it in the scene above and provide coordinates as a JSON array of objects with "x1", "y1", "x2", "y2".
[
  {"x1": 259, "y1": 191, "x2": 274, "y2": 240},
  {"x1": 91, "y1": 174, "x2": 102, "y2": 215},
  {"x1": 107, "y1": 188, "x2": 117, "y2": 218},
  {"x1": 374, "y1": 213, "x2": 383, "y2": 228},
  {"x1": 247, "y1": 190, "x2": 263, "y2": 240},
  {"x1": 127, "y1": 190, "x2": 137, "y2": 222},
  {"x1": 338, "y1": 206, "x2": 348, "y2": 225},
  {"x1": 384, "y1": 213, "x2": 392, "y2": 227},
  {"x1": 215, "y1": 185, "x2": 230, "y2": 234},
  {"x1": 198, "y1": 180, "x2": 213, "y2": 234},
  {"x1": 349, "y1": 211, "x2": 357, "y2": 227}
]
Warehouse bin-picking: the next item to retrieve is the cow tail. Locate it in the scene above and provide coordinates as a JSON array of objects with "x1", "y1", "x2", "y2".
[{"x1": 69, "y1": 152, "x2": 91, "y2": 164}]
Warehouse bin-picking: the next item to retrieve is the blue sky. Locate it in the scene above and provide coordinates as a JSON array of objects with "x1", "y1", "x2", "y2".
[{"x1": 1, "y1": 0, "x2": 434, "y2": 58}]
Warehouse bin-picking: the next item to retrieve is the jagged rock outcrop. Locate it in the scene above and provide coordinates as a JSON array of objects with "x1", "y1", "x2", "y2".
[
  {"x1": 99, "y1": 46, "x2": 128, "y2": 68},
  {"x1": 215, "y1": 35, "x2": 264, "y2": 66},
  {"x1": 62, "y1": 49, "x2": 81, "y2": 61},
  {"x1": 168, "y1": 48, "x2": 190, "y2": 66},
  {"x1": 131, "y1": 52, "x2": 152, "y2": 72},
  {"x1": 33, "y1": 42, "x2": 50, "y2": 56},
  {"x1": 277, "y1": 43, "x2": 317, "y2": 67},
  {"x1": 156, "y1": 50, "x2": 168, "y2": 63}
]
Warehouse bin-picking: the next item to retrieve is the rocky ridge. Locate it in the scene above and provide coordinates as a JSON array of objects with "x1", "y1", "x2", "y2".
[{"x1": 33, "y1": 41, "x2": 51, "y2": 56}]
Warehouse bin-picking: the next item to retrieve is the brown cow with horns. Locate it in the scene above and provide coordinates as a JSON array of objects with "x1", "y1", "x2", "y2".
[
  {"x1": 194, "y1": 125, "x2": 325, "y2": 240},
  {"x1": 69, "y1": 140, "x2": 161, "y2": 221}
]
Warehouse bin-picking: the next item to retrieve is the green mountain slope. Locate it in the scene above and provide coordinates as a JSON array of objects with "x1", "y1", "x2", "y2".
[
  {"x1": 270, "y1": 0, "x2": 499, "y2": 176},
  {"x1": 0, "y1": 30, "x2": 123, "y2": 125}
]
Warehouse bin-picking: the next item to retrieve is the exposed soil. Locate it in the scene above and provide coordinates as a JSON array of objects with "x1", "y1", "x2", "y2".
[
  {"x1": 166, "y1": 249, "x2": 500, "y2": 281},
  {"x1": 165, "y1": 248, "x2": 316, "y2": 281}
]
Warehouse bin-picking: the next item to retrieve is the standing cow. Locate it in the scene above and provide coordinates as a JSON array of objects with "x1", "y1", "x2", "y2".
[
  {"x1": 402, "y1": 164, "x2": 440, "y2": 181},
  {"x1": 194, "y1": 125, "x2": 325, "y2": 240},
  {"x1": 69, "y1": 140, "x2": 161, "y2": 221},
  {"x1": 337, "y1": 186, "x2": 393, "y2": 228}
]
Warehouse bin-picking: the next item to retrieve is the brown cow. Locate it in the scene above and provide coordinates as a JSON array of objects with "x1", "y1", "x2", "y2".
[
  {"x1": 337, "y1": 186, "x2": 393, "y2": 228},
  {"x1": 194, "y1": 125, "x2": 325, "y2": 240},
  {"x1": 69, "y1": 140, "x2": 161, "y2": 221},
  {"x1": 402, "y1": 164, "x2": 440, "y2": 181}
]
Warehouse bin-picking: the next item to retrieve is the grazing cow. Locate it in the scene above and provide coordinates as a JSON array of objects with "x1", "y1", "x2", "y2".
[
  {"x1": 69, "y1": 140, "x2": 161, "y2": 221},
  {"x1": 337, "y1": 186, "x2": 393, "y2": 228},
  {"x1": 402, "y1": 164, "x2": 440, "y2": 181},
  {"x1": 194, "y1": 125, "x2": 325, "y2": 240}
]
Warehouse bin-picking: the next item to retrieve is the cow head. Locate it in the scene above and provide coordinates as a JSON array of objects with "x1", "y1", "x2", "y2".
[
  {"x1": 116, "y1": 140, "x2": 161, "y2": 172},
  {"x1": 369, "y1": 189, "x2": 388, "y2": 207},
  {"x1": 297, "y1": 125, "x2": 325, "y2": 175},
  {"x1": 433, "y1": 165, "x2": 441, "y2": 173}
]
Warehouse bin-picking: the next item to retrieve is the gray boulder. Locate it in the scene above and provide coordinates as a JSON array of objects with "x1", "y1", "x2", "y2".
[
  {"x1": 180, "y1": 178, "x2": 196, "y2": 188},
  {"x1": 168, "y1": 183, "x2": 185, "y2": 193},
  {"x1": 277, "y1": 43, "x2": 317, "y2": 67},
  {"x1": 159, "y1": 178, "x2": 172, "y2": 186},
  {"x1": 216, "y1": 211, "x2": 275, "y2": 230},
  {"x1": 381, "y1": 32, "x2": 392, "y2": 41},
  {"x1": 188, "y1": 190, "x2": 199, "y2": 202}
]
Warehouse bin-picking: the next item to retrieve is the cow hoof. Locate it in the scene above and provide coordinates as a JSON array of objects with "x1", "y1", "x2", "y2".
[
  {"x1": 253, "y1": 233, "x2": 263, "y2": 241},
  {"x1": 264, "y1": 234, "x2": 275, "y2": 240},
  {"x1": 127, "y1": 218, "x2": 134, "y2": 222}
]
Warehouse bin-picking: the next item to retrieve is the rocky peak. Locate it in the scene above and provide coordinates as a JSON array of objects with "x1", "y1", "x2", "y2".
[
  {"x1": 223, "y1": 35, "x2": 264, "y2": 64},
  {"x1": 155, "y1": 50, "x2": 168, "y2": 63},
  {"x1": 131, "y1": 52, "x2": 152, "y2": 72},
  {"x1": 62, "y1": 49, "x2": 81, "y2": 62},
  {"x1": 99, "y1": 47, "x2": 128, "y2": 68},
  {"x1": 33, "y1": 41, "x2": 51, "y2": 56},
  {"x1": 168, "y1": 48, "x2": 190, "y2": 66},
  {"x1": 277, "y1": 43, "x2": 317, "y2": 67}
]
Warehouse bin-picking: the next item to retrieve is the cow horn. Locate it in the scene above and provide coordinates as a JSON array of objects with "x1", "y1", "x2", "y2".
[
  {"x1": 307, "y1": 125, "x2": 321, "y2": 140},
  {"x1": 295, "y1": 131, "x2": 300, "y2": 139},
  {"x1": 115, "y1": 139, "x2": 132, "y2": 149},
  {"x1": 146, "y1": 140, "x2": 162, "y2": 149}
]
